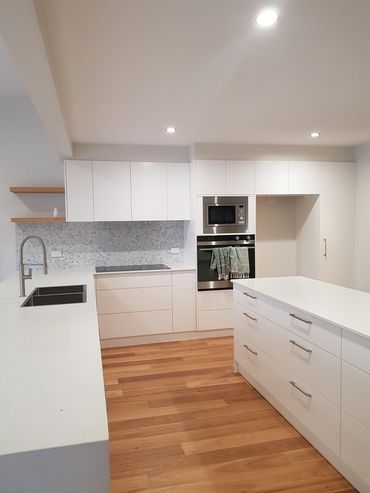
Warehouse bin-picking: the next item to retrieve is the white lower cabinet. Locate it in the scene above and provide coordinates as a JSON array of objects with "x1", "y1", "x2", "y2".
[
  {"x1": 198, "y1": 289, "x2": 233, "y2": 331},
  {"x1": 233, "y1": 284, "x2": 369, "y2": 492},
  {"x1": 96, "y1": 270, "x2": 196, "y2": 340},
  {"x1": 341, "y1": 411, "x2": 370, "y2": 488}
]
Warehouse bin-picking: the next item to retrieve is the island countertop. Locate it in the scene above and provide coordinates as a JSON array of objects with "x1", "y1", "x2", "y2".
[
  {"x1": 0, "y1": 269, "x2": 109, "y2": 457},
  {"x1": 233, "y1": 276, "x2": 370, "y2": 340}
]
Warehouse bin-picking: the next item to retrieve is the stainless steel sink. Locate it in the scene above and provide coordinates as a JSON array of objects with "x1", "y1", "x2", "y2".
[{"x1": 21, "y1": 284, "x2": 87, "y2": 307}]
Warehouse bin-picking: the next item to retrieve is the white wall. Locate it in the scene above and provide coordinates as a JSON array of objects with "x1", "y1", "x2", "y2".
[
  {"x1": 355, "y1": 143, "x2": 370, "y2": 292},
  {"x1": 0, "y1": 95, "x2": 63, "y2": 280},
  {"x1": 256, "y1": 197, "x2": 297, "y2": 277}
]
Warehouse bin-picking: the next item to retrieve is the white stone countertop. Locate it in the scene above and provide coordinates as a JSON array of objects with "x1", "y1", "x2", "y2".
[
  {"x1": 233, "y1": 276, "x2": 370, "y2": 340},
  {"x1": 0, "y1": 269, "x2": 108, "y2": 457}
]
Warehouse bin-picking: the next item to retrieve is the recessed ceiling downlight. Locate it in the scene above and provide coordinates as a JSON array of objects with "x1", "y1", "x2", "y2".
[
  {"x1": 310, "y1": 132, "x2": 320, "y2": 138},
  {"x1": 165, "y1": 127, "x2": 177, "y2": 134},
  {"x1": 256, "y1": 9, "x2": 279, "y2": 27}
]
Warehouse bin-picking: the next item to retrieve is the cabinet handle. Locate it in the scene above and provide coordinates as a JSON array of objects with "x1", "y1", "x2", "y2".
[
  {"x1": 243, "y1": 292, "x2": 257, "y2": 300},
  {"x1": 323, "y1": 238, "x2": 328, "y2": 257},
  {"x1": 289, "y1": 313, "x2": 312, "y2": 325},
  {"x1": 243, "y1": 344, "x2": 258, "y2": 356},
  {"x1": 289, "y1": 380, "x2": 312, "y2": 398},
  {"x1": 289, "y1": 339, "x2": 312, "y2": 353},
  {"x1": 243, "y1": 312, "x2": 258, "y2": 322}
]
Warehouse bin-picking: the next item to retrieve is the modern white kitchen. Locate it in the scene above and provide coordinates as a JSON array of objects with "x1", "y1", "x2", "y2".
[{"x1": 1, "y1": 2, "x2": 370, "y2": 493}]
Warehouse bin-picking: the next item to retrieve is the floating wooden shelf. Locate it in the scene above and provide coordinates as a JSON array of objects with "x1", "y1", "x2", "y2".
[
  {"x1": 11, "y1": 217, "x2": 66, "y2": 223},
  {"x1": 9, "y1": 187, "x2": 65, "y2": 194}
]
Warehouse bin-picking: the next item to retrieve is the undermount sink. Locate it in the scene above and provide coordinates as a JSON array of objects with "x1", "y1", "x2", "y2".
[{"x1": 21, "y1": 284, "x2": 87, "y2": 307}]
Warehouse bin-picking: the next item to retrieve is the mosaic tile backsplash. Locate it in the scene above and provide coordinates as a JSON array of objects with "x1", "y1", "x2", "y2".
[{"x1": 16, "y1": 221, "x2": 185, "y2": 271}]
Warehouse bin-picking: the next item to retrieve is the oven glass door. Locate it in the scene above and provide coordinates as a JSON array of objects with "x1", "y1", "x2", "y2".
[
  {"x1": 197, "y1": 245, "x2": 255, "y2": 290},
  {"x1": 207, "y1": 205, "x2": 236, "y2": 226}
]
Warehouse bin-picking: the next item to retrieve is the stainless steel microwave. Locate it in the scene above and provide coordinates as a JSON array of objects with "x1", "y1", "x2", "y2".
[{"x1": 203, "y1": 196, "x2": 248, "y2": 234}]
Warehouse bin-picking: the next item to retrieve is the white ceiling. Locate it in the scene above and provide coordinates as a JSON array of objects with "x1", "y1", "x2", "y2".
[
  {"x1": 37, "y1": 0, "x2": 370, "y2": 146},
  {"x1": 0, "y1": 37, "x2": 24, "y2": 95}
]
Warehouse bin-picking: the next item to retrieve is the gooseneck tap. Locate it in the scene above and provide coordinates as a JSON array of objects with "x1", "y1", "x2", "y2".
[{"x1": 19, "y1": 236, "x2": 48, "y2": 297}]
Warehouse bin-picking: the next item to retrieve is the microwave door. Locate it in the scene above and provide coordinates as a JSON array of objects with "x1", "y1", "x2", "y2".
[{"x1": 207, "y1": 205, "x2": 236, "y2": 226}]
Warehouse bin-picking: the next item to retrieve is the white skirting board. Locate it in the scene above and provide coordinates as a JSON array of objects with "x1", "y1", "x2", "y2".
[{"x1": 100, "y1": 328, "x2": 233, "y2": 348}]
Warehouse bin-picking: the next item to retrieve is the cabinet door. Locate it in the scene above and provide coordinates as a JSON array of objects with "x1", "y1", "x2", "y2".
[
  {"x1": 226, "y1": 161, "x2": 255, "y2": 195},
  {"x1": 319, "y1": 162, "x2": 355, "y2": 288},
  {"x1": 196, "y1": 160, "x2": 225, "y2": 195},
  {"x1": 255, "y1": 161, "x2": 289, "y2": 195},
  {"x1": 167, "y1": 163, "x2": 190, "y2": 220},
  {"x1": 172, "y1": 271, "x2": 196, "y2": 332},
  {"x1": 65, "y1": 160, "x2": 94, "y2": 221},
  {"x1": 289, "y1": 161, "x2": 321, "y2": 194},
  {"x1": 93, "y1": 161, "x2": 131, "y2": 221},
  {"x1": 131, "y1": 162, "x2": 167, "y2": 220}
]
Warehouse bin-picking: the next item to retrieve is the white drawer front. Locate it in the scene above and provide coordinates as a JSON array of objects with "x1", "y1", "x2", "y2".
[
  {"x1": 96, "y1": 286, "x2": 172, "y2": 314},
  {"x1": 341, "y1": 411, "x2": 370, "y2": 488},
  {"x1": 198, "y1": 290, "x2": 233, "y2": 311},
  {"x1": 267, "y1": 301, "x2": 341, "y2": 356},
  {"x1": 234, "y1": 302, "x2": 341, "y2": 405},
  {"x1": 99, "y1": 310, "x2": 172, "y2": 339},
  {"x1": 342, "y1": 361, "x2": 370, "y2": 430},
  {"x1": 342, "y1": 330, "x2": 370, "y2": 374},
  {"x1": 198, "y1": 309, "x2": 233, "y2": 331},
  {"x1": 234, "y1": 331, "x2": 340, "y2": 454},
  {"x1": 233, "y1": 284, "x2": 271, "y2": 317},
  {"x1": 96, "y1": 272, "x2": 171, "y2": 290}
]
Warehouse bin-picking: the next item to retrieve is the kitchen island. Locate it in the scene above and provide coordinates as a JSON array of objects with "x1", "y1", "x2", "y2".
[
  {"x1": 0, "y1": 270, "x2": 109, "y2": 493},
  {"x1": 233, "y1": 276, "x2": 370, "y2": 493}
]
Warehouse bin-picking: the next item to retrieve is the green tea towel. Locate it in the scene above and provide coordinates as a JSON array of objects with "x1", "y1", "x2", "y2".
[
  {"x1": 235, "y1": 247, "x2": 250, "y2": 276},
  {"x1": 210, "y1": 247, "x2": 230, "y2": 280}
]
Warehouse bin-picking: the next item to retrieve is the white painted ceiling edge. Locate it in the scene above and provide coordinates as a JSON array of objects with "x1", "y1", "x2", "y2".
[{"x1": 0, "y1": 0, "x2": 72, "y2": 158}]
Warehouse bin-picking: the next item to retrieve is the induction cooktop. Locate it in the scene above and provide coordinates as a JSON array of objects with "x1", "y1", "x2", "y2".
[{"x1": 95, "y1": 264, "x2": 170, "y2": 273}]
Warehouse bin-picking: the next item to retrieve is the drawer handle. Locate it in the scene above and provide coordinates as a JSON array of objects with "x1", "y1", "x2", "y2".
[
  {"x1": 243, "y1": 344, "x2": 258, "y2": 356},
  {"x1": 243, "y1": 312, "x2": 258, "y2": 322},
  {"x1": 289, "y1": 313, "x2": 312, "y2": 325},
  {"x1": 289, "y1": 339, "x2": 312, "y2": 353},
  {"x1": 289, "y1": 380, "x2": 312, "y2": 398},
  {"x1": 243, "y1": 292, "x2": 257, "y2": 300}
]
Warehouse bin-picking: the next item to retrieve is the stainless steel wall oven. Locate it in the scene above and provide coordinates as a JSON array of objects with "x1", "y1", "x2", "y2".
[{"x1": 197, "y1": 234, "x2": 255, "y2": 290}]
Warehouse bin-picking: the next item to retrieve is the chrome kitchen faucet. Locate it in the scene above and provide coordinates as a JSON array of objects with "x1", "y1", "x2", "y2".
[{"x1": 19, "y1": 236, "x2": 48, "y2": 297}]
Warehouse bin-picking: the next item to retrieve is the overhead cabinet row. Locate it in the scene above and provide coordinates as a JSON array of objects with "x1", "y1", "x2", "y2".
[
  {"x1": 196, "y1": 160, "x2": 346, "y2": 195},
  {"x1": 65, "y1": 160, "x2": 190, "y2": 222}
]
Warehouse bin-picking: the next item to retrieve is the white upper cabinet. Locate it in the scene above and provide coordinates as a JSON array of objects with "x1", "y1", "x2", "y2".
[
  {"x1": 93, "y1": 161, "x2": 131, "y2": 221},
  {"x1": 226, "y1": 161, "x2": 255, "y2": 195},
  {"x1": 196, "y1": 160, "x2": 226, "y2": 195},
  {"x1": 131, "y1": 162, "x2": 167, "y2": 220},
  {"x1": 167, "y1": 163, "x2": 191, "y2": 220},
  {"x1": 65, "y1": 160, "x2": 94, "y2": 222},
  {"x1": 255, "y1": 161, "x2": 289, "y2": 195},
  {"x1": 289, "y1": 161, "x2": 321, "y2": 195}
]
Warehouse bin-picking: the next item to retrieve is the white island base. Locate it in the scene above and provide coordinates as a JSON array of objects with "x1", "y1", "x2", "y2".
[{"x1": 233, "y1": 276, "x2": 370, "y2": 493}]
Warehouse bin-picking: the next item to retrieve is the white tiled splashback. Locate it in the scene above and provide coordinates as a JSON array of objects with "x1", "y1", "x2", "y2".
[{"x1": 15, "y1": 221, "x2": 185, "y2": 271}]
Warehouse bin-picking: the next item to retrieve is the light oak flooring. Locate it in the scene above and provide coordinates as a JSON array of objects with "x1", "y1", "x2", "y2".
[{"x1": 101, "y1": 336, "x2": 356, "y2": 493}]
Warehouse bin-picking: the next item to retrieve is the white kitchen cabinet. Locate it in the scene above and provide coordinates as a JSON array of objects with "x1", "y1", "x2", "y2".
[
  {"x1": 255, "y1": 161, "x2": 289, "y2": 195},
  {"x1": 341, "y1": 412, "x2": 370, "y2": 489},
  {"x1": 65, "y1": 160, "x2": 94, "y2": 221},
  {"x1": 226, "y1": 161, "x2": 255, "y2": 195},
  {"x1": 167, "y1": 163, "x2": 190, "y2": 220},
  {"x1": 319, "y1": 162, "x2": 355, "y2": 288},
  {"x1": 196, "y1": 160, "x2": 226, "y2": 195},
  {"x1": 93, "y1": 161, "x2": 131, "y2": 221},
  {"x1": 288, "y1": 161, "x2": 321, "y2": 194},
  {"x1": 99, "y1": 310, "x2": 173, "y2": 339},
  {"x1": 131, "y1": 162, "x2": 167, "y2": 220},
  {"x1": 197, "y1": 289, "x2": 234, "y2": 331},
  {"x1": 172, "y1": 271, "x2": 196, "y2": 332}
]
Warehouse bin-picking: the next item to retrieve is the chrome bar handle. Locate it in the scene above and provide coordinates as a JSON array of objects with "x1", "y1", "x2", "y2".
[
  {"x1": 289, "y1": 380, "x2": 312, "y2": 398},
  {"x1": 243, "y1": 344, "x2": 258, "y2": 356},
  {"x1": 243, "y1": 292, "x2": 257, "y2": 300},
  {"x1": 289, "y1": 339, "x2": 312, "y2": 353},
  {"x1": 243, "y1": 312, "x2": 258, "y2": 322},
  {"x1": 289, "y1": 313, "x2": 312, "y2": 325},
  {"x1": 323, "y1": 238, "x2": 328, "y2": 257}
]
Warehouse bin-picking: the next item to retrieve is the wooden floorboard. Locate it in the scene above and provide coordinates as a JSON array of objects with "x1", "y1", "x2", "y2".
[{"x1": 102, "y1": 336, "x2": 356, "y2": 493}]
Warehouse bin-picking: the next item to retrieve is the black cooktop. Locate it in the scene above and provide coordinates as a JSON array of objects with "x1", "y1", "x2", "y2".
[{"x1": 95, "y1": 264, "x2": 170, "y2": 273}]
